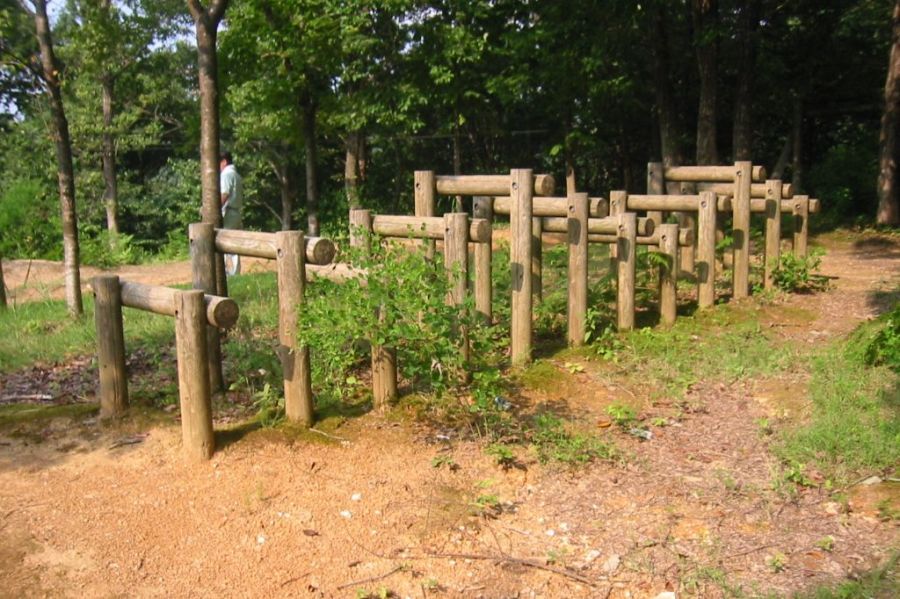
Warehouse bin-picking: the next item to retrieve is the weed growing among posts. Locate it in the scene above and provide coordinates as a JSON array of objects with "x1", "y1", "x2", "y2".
[{"x1": 771, "y1": 249, "x2": 828, "y2": 293}]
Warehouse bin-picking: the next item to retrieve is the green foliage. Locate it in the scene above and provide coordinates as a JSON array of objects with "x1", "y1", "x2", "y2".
[
  {"x1": 865, "y1": 303, "x2": 900, "y2": 372},
  {"x1": 79, "y1": 225, "x2": 142, "y2": 267},
  {"x1": 0, "y1": 178, "x2": 60, "y2": 259},
  {"x1": 606, "y1": 403, "x2": 637, "y2": 428},
  {"x1": 794, "y1": 551, "x2": 898, "y2": 599},
  {"x1": 529, "y1": 413, "x2": 618, "y2": 466},
  {"x1": 771, "y1": 250, "x2": 828, "y2": 293}
]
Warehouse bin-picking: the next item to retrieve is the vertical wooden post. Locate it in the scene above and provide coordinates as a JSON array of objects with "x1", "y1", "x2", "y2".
[
  {"x1": 677, "y1": 182, "x2": 696, "y2": 276},
  {"x1": 696, "y1": 191, "x2": 717, "y2": 308},
  {"x1": 349, "y1": 208, "x2": 372, "y2": 249},
  {"x1": 609, "y1": 190, "x2": 627, "y2": 272},
  {"x1": 350, "y1": 208, "x2": 396, "y2": 408},
  {"x1": 472, "y1": 196, "x2": 493, "y2": 322},
  {"x1": 510, "y1": 168, "x2": 533, "y2": 365},
  {"x1": 531, "y1": 216, "x2": 543, "y2": 303},
  {"x1": 764, "y1": 180, "x2": 783, "y2": 289},
  {"x1": 276, "y1": 231, "x2": 313, "y2": 426},
  {"x1": 189, "y1": 223, "x2": 224, "y2": 393},
  {"x1": 792, "y1": 195, "x2": 810, "y2": 258},
  {"x1": 658, "y1": 224, "x2": 678, "y2": 327},
  {"x1": 732, "y1": 161, "x2": 752, "y2": 299},
  {"x1": 414, "y1": 170, "x2": 436, "y2": 259},
  {"x1": 444, "y1": 213, "x2": 470, "y2": 367},
  {"x1": 567, "y1": 193, "x2": 589, "y2": 346},
  {"x1": 92, "y1": 275, "x2": 128, "y2": 417},
  {"x1": 617, "y1": 212, "x2": 637, "y2": 331},
  {"x1": 174, "y1": 290, "x2": 215, "y2": 461},
  {"x1": 646, "y1": 162, "x2": 664, "y2": 228},
  {"x1": 0, "y1": 254, "x2": 6, "y2": 309}
]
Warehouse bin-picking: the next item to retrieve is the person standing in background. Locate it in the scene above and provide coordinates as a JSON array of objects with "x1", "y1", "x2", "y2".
[{"x1": 219, "y1": 151, "x2": 243, "y2": 275}]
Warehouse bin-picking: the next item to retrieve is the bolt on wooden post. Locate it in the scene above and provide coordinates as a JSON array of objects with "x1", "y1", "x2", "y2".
[
  {"x1": 414, "y1": 171, "x2": 436, "y2": 259},
  {"x1": 608, "y1": 190, "x2": 627, "y2": 272},
  {"x1": 174, "y1": 289, "x2": 215, "y2": 462},
  {"x1": 472, "y1": 197, "x2": 493, "y2": 322},
  {"x1": 444, "y1": 213, "x2": 470, "y2": 368},
  {"x1": 696, "y1": 191, "x2": 718, "y2": 308},
  {"x1": 276, "y1": 230, "x2": 313, "y2": 426},
  {"x1": 567, "y1": 193, "x2": 589, "y2": 346},
  {"x1": 92, "y1": 275, "x2": 128, "y2": 417},
  {"x1": 764, "y1": 180, "x2": 783, "y2": 289},
  {"x1": 732, "y1": 161, "x2": 752, "y2": 299},
  {"x1": 510, "y1": 169, "x2": 534, "y2": 365},
  {"x1": 658, "y1": 224, "x2": 679, "y2": 327},
  {"x1": 189, "y1": 223, "x2": 225, "y2": 393},
  {"x1": 792, "y1": 195, "x2": 810, "y2": 258},
  {"x1": 616, "y1": 212, "x2": 637, "y2": 331}
]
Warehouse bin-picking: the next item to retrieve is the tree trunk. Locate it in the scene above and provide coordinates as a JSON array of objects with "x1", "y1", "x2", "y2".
[
  {"x1": 878, "y1": 0, "x2": 900, "y2": 225},
  {"x1": 732, "y1": 0, "x2": 760, "y2": 161},
  {"x1": 268, "y1": 156, "x2": 295, "y2": 230},
  {"x1": 791, "y1": 96, "x2": 804, "y2": 192},
  {"x1": 772, "y1": 136, "x2": 791, "y2": 179},
  {"x1": 693, "y1": 0, "x2": 718, "y2": 165},
  {"x1": 101, "y1": 73, "x2": 119, "y2": 238},
  {"x1": 301, "y1": 94, "x2": 320, "y2": 236},
  {"x1": 345, "y1": 130, "x2": 362, "y2": 209},
  {"x1": 652, "y1": 3, "x2": 683, "y2": 167},
  {"x1": 33, "y1": 0, "x2": 82, "y2": 317},
  {"x1": 452, "y1": 99, "x2": 463, "y2": 212}
]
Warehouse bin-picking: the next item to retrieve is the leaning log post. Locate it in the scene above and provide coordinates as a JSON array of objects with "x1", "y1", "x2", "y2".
[
  {"x1": 472, "y1": 197, "x2": 493, "y2": 322},
  {"x1": 531, "y1": 216, "x2": 543, "y2": 303},
  {"x1": 174, "y1": 290, "x2": 215, "y2": 461},
  {"x1": 658, "y1": 224, "x2": 679, "y2": 327},
  {"x1": 567, "y1": 193, "x2": 589, "y2": 346},
  {"x1": 414, "y1": 170, "x2": 436, "y2": 259},
  {"x1": 646, "y1": 162, "x2": 664, "y2": 229},
  {"x1": 697, "y1": 191, "x2": 718, "y2": 308},
  {"x1": 189, "y1": 223, "x2": 224, "y2": 393},
  {"x1": 617, "y1": 212, "x2": 637, "y2": 331},
  {"x1": 276, "y1": 231, "x2": 313, "y2": 426},
  {"x1": 510, "y1": 169, "x2": 534, "y2": 365},
  {"x1": 609, "y1": 190, "x2": 627, "y2": 272},
  {"x1": 92, "y1": 275, "x2": 128, "y2": 417},
  {"x1": 444, "y1": 213, "x2": 470, "y2": 368},
  {"x1": 733, "y1": 161, "x2": 753, "y2": 299},
  {"x1": 792, "y1": 195, "x2": 810, "y2": 258},
  {"x1": 764, "y1": 180, "x2": 783, "y2": 289}
]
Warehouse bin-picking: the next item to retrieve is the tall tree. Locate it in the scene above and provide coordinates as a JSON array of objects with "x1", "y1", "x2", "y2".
[
  {"x1": 692, "y1": 0, "x2": 718, "y2": 165},
  {"x1": 650, "y1": 1, "x2": 686, "y2": 167},
  {"x1": 20, "y1": 0, "x2": 83, "y2": 316},
  {"x1": 187, "y1": 0, "x2": 228, "y2": 228},
  {"x1": 878, "y1": 0, "x2": 900, "y2": 225},
  {"x1": 732, "y1": 0, "x2": 760, "y2": 161}
]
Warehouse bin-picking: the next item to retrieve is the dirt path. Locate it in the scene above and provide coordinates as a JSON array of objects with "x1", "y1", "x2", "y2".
[{"x1": 0, "y1": 235, "x2": 897, "y2": 598}]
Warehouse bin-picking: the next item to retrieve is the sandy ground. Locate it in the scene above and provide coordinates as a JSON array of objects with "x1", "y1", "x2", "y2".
[{"x1": 0, "y1": 233, "x2": 898, "y2": 598}]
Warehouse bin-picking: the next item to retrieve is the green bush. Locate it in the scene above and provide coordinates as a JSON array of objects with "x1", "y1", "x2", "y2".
[
  {"x1": 0, "y1": 178, "x2": 60, "y2": 259},
  {"x1": 771, "y1": 250, "x2": 827, "y2": 293},
  {"x1": 865, "y1": 303, "x2": 900, "y2": 372}
]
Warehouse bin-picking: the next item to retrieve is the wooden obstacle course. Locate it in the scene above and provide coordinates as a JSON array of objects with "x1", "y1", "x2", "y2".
[{"x1": 92, "y1": 275, "x2": 238, "y2": 461}]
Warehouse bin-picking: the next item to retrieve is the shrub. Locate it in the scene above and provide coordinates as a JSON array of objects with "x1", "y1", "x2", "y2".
[{"x1": 771, "y1": 250, "x2": 827, "y2": 293}]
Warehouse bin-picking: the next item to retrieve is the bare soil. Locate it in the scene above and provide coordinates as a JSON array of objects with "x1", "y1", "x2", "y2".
[{"x1": 0, "y1": 233, "x2": 898, "y2": 598}]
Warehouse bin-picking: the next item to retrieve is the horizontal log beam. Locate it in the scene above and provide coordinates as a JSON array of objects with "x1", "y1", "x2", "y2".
[
  {"x1": 214, "y1": 229, "x2": 336, "y2": 265},
  {"x1": 698, "y1": 181, "x2": 794, "y2": 198},
  {"x1": 747, "y1": 198, "x2": 821, "y2": 214},
  {"x1": 589, "y1": 227, "x2": 693, "y2": 247},
  {"x1": 664, "y1": 164, "x2": 766, "y2": 183},
  {"x1": 371, "y1": 215, "x2": 490, "y2": 242},
  {"x1": 541, "y1": 215, "x2": 655, "y2": 236},
  {"x1": 624, "y1": 194, "x2": 732, "y2": 212},
  {"x1": 118, "y1": 280, "x2": 238, "y2": 328},
  {"x1": 491, "y1": 195, "x2": 608, "y2": 218},
  {"x1": 435, "y1": 174, "x2": 554, "y2": 196}
]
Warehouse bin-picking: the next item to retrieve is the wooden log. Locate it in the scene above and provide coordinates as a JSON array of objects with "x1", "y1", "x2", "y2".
[
  {"x1": 808, "y1": 198, "x2": 821, "y2": 213},
  {"x1": 532, "y1": 216, "x2": 542, "y2": 303},
  {"x1": 697, "y1": 191, "x2": 718, "y2": 308},
  {"x1": 699, "y1": 181, "x2": 793, "y2": 198},
  {"x1": 625, "y1": 194, "x2": 732, "y2": 212},
  {"x1": 435, "y1": 173, "x2": 554, "y2": 197},
  {"x1": 414, "y1": 170, "x2": 436, "y2": 259},
  {"x1": 541, "y1": 216, "x2": 655, "y2": 236},
  {"x1": 174, "y1": 290, "x2": 215, "y2": 461},
  {"x1": 491, "y1": 196, "x2": 608, "y2": 218},
  {"x1": 371, "y1": 215, "x2": 490, "y2": 243},
  {"x1": 472, "y1": 197, "x2": 493, "y2": 321},
  {"x1": 0, "y1": 254, "x2": 6, "y2": 309},
  {"x1": 349, "y1": 208, "x2": 372, "y2": 248},
  {"x1": 665, "y1": 164, "x2": 766, "y2": 183},
  {"x1": 764, "y1": 180, "x2": 783, "y2": 290},
  {"x1": 213, "y1": 229, "x2": 335, "y2": 265},
  {"x1": 567, "y1": 193, "x2": 588, "y2": 346},
  {"x1": 588, "y1": 227, "x2": 692, "y2": 246},
  {"x1": 92, "y1": 275, "x2": 128, "y2": 418},
  {"x1": 444, "y1": 213, "x2": 470, "y2": 368},
  {"x1": 732, "y1": 161, "x2": 752, "y2": 299},
  {"x1": 792, "y1": 195, "x2": 810, "y2": 258},
  {"x1": 646, "y1": 162, "x2": 664, "y2": 229},
  {"x1": 371, "y1": 337, "x2": 397, "y2": 410},
  {"x1": 616, "y1": 213, "x2": 637, "y2": 331},
  {"x1": 510, "y1": 169, "x2": 533, "y2": 365},
  {"x1": 277, "y1": 231, "x2": 313, "y2": 426},
  {"x1": 119, "y1": 280, "x2": 238, "y2": 328},
  {"x1": 658, "y1": 224, "x2": 678, "y2": 327},
  {"x1": 609, "y1": 190, "x2": 627, "y2": 271},
  {"x1": 189, "y1": 223, "x2": 224, "y2": 393}
]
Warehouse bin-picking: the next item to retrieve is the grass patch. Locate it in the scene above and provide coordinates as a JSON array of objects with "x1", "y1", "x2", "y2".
[
  {"x1": 0, "y1": 402, "x2": 98, "y2": 428},
  {"x1": 793, "y1": 550, "x2": 898, "y2": 598}
]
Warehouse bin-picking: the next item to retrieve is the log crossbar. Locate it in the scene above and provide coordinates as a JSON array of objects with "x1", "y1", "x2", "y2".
[
  {"x1": 213, "y1": 229, "x2": 336, "y2": 265},
  {"x1": 371, "y1": 215, "x2": 491, "y2": 242},
  {"x1": 491, "y1": 195, "x2": 609, "y2": 218},
  {"x1": 119, "y1": 280, "x2": 239, "y2": 328},
  {"x1": 588, "y1": 227, "x2": 693, "y2": 247},
  {"x1": 435, "y1": 174, "x2": 554, "y2": 197},
  {"x1": 541, "y1": 216, "x2": 655, "y2": 237},
  {"x1": 699, "y1": 182, "x2": 794, "y2": 198},
  {"x1": 624, "y1": 194, "x2": 732, "y2": 213},
  {"x1": 664, "y1": 164, "x2": 766, "y2": 183}
]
